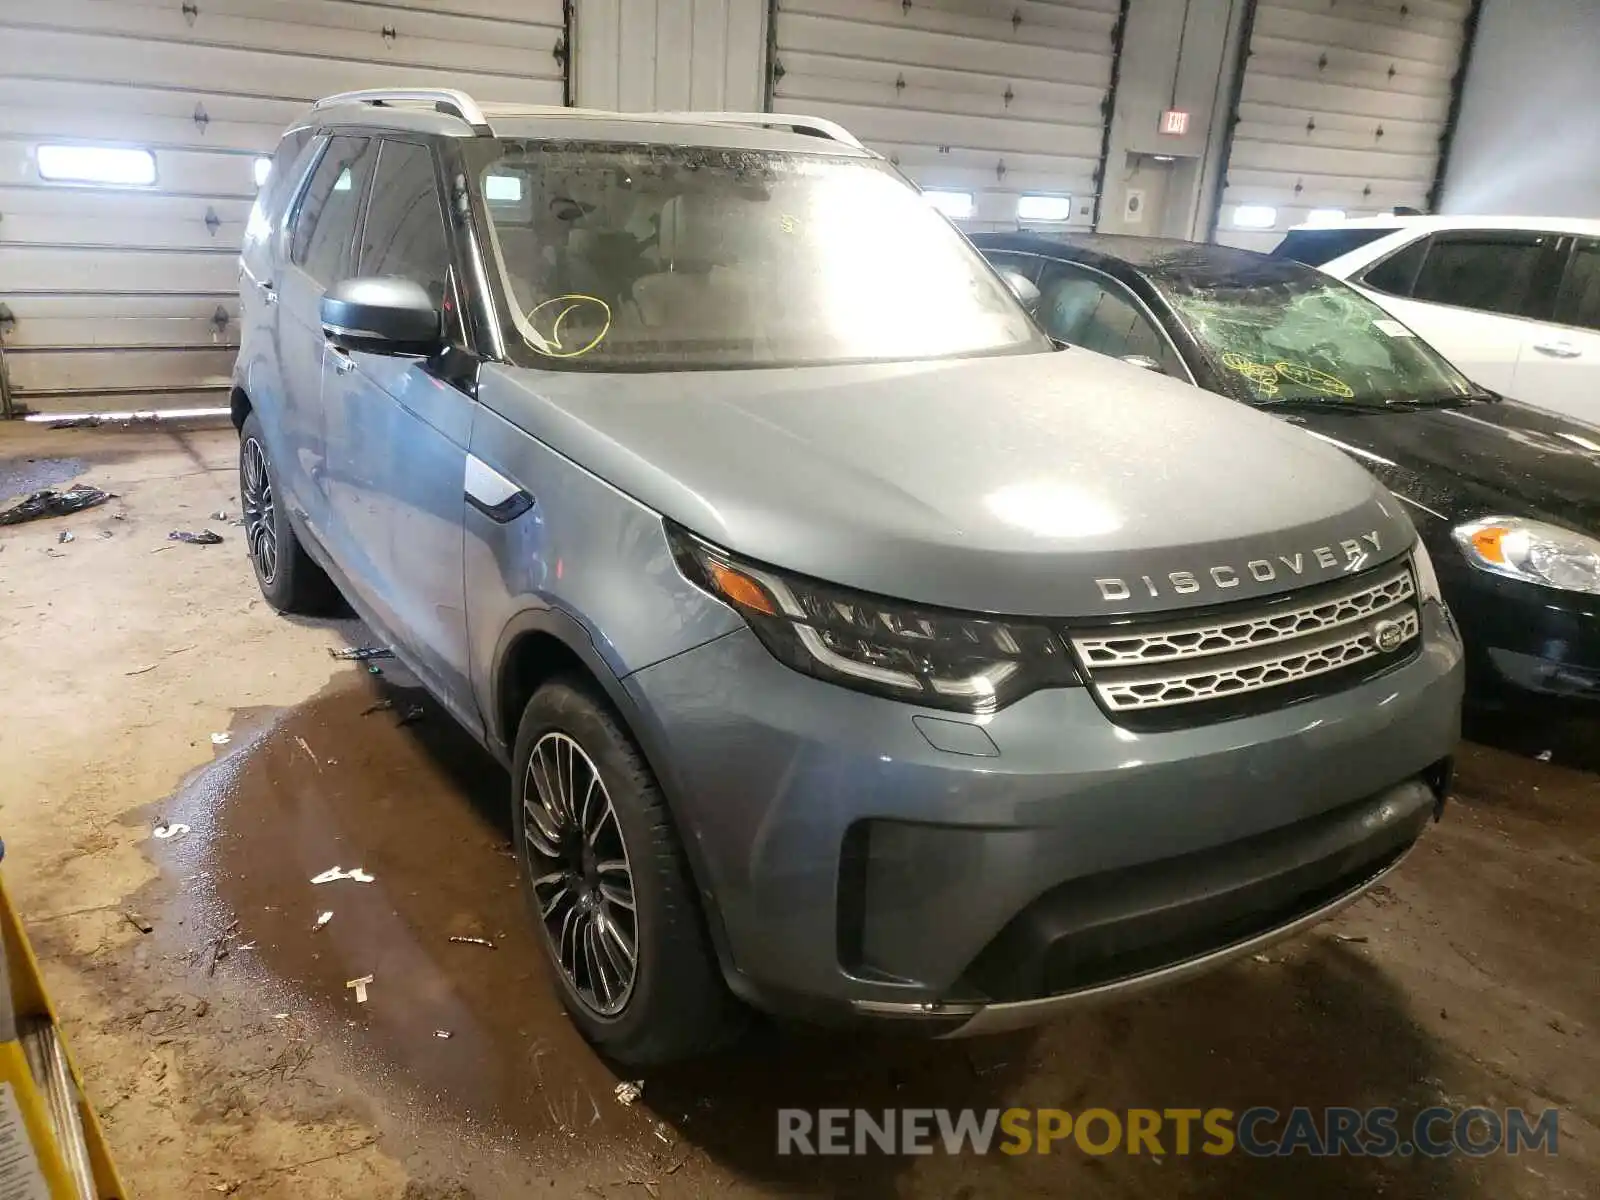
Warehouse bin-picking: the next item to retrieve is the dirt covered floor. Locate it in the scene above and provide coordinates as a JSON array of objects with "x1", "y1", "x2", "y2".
[{"x1": 1, "y1": 423, "x2": 1596, "y2": 1199}]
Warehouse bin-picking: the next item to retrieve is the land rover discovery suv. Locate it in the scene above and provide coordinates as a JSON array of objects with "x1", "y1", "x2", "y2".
[{"x1": 234, "y1": 89, "x2": 1464, "y2": 1064}]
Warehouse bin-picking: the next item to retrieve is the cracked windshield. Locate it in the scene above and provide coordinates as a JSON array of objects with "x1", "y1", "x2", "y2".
[
  {"x1": 1156, "y1": 256, "x2": 1477, "y2": 408},
  {"x1": 474, "y1": 141, "x2": 1048, "y2": 369}
]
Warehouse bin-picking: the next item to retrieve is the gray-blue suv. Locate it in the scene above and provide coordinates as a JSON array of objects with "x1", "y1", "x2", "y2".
[{"x1": 234, "y1": 88, "x2": 1464, "y2": 1063}]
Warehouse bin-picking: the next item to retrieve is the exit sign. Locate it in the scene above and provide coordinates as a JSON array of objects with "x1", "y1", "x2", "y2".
[{"x1": 1159, "y1": 109, "x2": 1190, "y2": 136}]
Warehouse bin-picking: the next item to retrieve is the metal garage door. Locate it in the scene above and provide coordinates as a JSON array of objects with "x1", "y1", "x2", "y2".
[
  {"x1": 0, "y1": 0, "x2": 567, "y2": 419},
  {"x1": 1216, "y1": 0, "x2": 1473, "y2": 251},
  {"x1": 769, "y1": 0, "x2": 1122, "y2": 231}
]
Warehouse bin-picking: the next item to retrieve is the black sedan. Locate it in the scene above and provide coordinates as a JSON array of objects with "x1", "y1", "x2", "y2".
[{"x1": 974, "y1": 232, "x2": 1600, "y2": 716}]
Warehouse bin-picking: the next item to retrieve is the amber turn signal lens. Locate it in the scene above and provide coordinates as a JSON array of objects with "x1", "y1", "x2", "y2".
[
  {"x1": 707, "y1": 560, "x2": 778, "y2": 615},
  {"x1": 1469, "y1": 525, "x2": 1509, "y2": 564}
]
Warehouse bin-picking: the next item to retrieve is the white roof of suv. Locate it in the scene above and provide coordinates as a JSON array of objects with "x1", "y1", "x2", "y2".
[{"x1": 1288, "y1": 214, "x2": 1600, "y2": 237}]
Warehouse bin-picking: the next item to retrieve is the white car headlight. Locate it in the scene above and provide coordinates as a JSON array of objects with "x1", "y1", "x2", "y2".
[{"x1": 1453, "y1": 517, "x2": 1600, "y2": 595}]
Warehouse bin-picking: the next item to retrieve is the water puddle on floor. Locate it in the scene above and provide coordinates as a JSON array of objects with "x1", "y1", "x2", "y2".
[
  {"x1": 0, "y1": 456, "x2": 88, "y2": 503},
  {"x1": 149, "y1": 672, "x2": 650, "y2": 1154}
]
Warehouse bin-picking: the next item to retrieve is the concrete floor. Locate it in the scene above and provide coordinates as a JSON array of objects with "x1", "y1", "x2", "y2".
[{"x1": 1, "y1": 424, "x2": 1595, "y2": 1199}]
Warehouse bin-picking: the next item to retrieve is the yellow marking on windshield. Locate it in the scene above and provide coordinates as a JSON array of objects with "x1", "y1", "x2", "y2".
[
  {"x1": 1272, "y1": 361, "x2": 1355, "y2": 398},
  {"x1": 1221, "y1": 350, "x2": 1281, "y2": 395},
  {"x1": 525, "y1": 294, "x2": 612, "y2": 359},
  {"x1": 1220, "y1": 351, "x2": 1355, "y2": 399}
]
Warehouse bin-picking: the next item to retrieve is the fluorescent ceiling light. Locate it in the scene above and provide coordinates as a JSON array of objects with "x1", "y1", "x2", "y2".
[
  {"x1": 1233, "y1": 205, "x2": 1278, "y2": 229},
  {"x1": 1017, "y1": 194, "x2": 1073, "y2": 222},
  {"x1": 37, "y1": 144, "x2": 156, "y2": 186},
  {"x1": 923, "y1": 189, "x2": 974, "y2": 220},
  {"x1": 485, "y1": 174, "x2": 523, "y2": 202},
  {"x1": 1306, "y1": 208, "x2": 1347, "y2": 226},
  {"x1": 253, "y1": 157, "x2": 272, "y2": 187}
]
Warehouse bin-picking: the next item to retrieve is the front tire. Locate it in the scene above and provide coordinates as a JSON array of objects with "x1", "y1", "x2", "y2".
[
  {"x1": 512, "y1": 677, "x2": 739, "y2": 1064},
  {"x1": 238, "y1": 411, "x2": 336, "y2": 614}
]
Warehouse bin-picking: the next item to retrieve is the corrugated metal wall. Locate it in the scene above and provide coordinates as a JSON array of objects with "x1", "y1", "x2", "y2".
[
  {"x1": 574, "y1": 0, "x2": 767, "y2": 112},
  {"x1": 0, "y1": 0, "x2": 566, "y2": 417},
  {"x1": 1217, "y1": 0, "x2": 1474, "y2": 250},
  {"x1": 769, "y1": 0, "x2": 1122, "y2": 231}
]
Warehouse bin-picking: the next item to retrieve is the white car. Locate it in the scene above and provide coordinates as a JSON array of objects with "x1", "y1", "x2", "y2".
[{"x1": 1274, "y1": 216, "x2": 1600, "y2": 428}]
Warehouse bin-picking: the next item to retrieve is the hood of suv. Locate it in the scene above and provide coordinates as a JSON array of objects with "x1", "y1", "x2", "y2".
[{"x1": 481, "y1": 349, "x2": 1416, "y2": 617}]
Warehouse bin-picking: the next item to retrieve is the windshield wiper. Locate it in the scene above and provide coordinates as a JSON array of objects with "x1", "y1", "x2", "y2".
[{"x1": 1252, "y1": 397, "x2": 1396, "y2": 414}]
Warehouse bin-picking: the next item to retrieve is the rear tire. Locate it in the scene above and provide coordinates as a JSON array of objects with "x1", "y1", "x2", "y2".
[
  {"x1": 511, "y1": 676, "x2": 740, "y2": 1064},
  {"x1": 238, "y1": 411, "x2": 337, "y2": 614}
]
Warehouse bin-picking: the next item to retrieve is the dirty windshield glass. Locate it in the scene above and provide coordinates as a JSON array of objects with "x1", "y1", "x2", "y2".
[
  {"x1": 1154, "y1": 256, "x2": 1476, "y2": 407},
  {"x1": 473, "y1": 141, "x2": 1048, "y2": 370}
]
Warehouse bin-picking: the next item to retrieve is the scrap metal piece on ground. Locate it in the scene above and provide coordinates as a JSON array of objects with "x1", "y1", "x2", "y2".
[
  {"x1": 0, "y1": 483, "x2": 112, "y2": 525},
  {"x1": 313, "y1": 911, "x2": 333, "y2": 932},
  {"x1": 168, "y1": 529, "x2": 223, "y2": 545},
  {"x1": 614, "y1": 1080, "x2": 644, "y2": 1106},
  {"x1": 447, "y1": 935, "x2": 496, "y2": 950},
  {"x1": 152, "y1": 821, "x2": 191, "y2": 841},
  {"x1": 329, "y1": 646, "x2": 395, "y2": 661},
  {"x1": 346, "y1": 975, "x2": 373, "y2": 1003}
]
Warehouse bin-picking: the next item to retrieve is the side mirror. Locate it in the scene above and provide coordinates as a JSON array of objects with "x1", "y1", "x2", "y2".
[
  {"x1": 999, "y1": 269, "x2": 1041, "y2": 316},
  {"x1": 320, "y1": 277, "x2": 442, "y2": 357},
  {"x1": 1120, "y1": 354, "x2": 1163, "y2": 373}
]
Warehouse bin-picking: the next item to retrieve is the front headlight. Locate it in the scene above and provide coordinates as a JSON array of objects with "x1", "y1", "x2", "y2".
[
  {"x1": 1453, "y1": 517, "x2": 1600, "y2": 594},
  {"x1": 668, "y1": 525, "x2": 1078, "y2": 713}
]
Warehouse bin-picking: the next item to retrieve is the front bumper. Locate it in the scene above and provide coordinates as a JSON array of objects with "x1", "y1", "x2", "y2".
[
  {"x1": 623, "y1": 603, "x2": 1462, "y2": 1024},
  {"x1": 1440, "y1": 564, "x2": 1600, "y2": 706}
]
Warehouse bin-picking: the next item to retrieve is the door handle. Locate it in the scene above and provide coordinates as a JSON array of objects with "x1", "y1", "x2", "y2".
[
  {"x1": 1532, "y1": 340, "x2": 1580, "y2": 359},
  {"x1": 332, "y1": 349, "x2": 357, "y2": 375}
]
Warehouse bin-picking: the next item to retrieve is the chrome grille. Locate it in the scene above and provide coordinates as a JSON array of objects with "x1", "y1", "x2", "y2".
[{"x1": 1072, "y1": 563, "x2": 1420, "y2": 714}]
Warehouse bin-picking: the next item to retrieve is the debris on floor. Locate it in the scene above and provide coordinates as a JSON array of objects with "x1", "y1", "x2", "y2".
[
  {"x1": 124, "y1": 644, "x2": 196, "y2": 676},
  {"x1": 447, "y1": 935, "x2": 496, "y2": 950},
  {"x1": 312, "y1": 911, "x2": 333, "y2": 932},
  {"x1": 210, "y1": 510, "x2": 229, "y2": 521},
  {"x1": 152, "y1": 821, "x2": 191, "y2": 841},
  {"x1": 293, "y1": 735, "x2": 318, "y2": 765},
  {"x1": 0, "y1": 483, "x2": 112, "y2": 525},
  {"x1": 58, "y1": 530, "x2": 75, "y2": 544},
  {"x1": 168, "y1": 529, "x2": 224, "y2": 545},
  {"x1": 1536, "y1": 749, "x2": 1553, "y2": 762},
  {"x1": 614, "y1": 1081, "x2": 644, "y2": 1107},
  {"x1": 346, "y1": 975, "x2": 374, "y2": 1004},
  {"x1": 211, "y1": 732, "x2": 231, "y2": 746},
  {"x1": 360, "y1": 699, "x2": 395, "y2": 716},
  {"x1": 121, "y1": 909, "x2": 155, "y2": 934},
  {"x1": 433, "y1": 1030, "x2": 453, "y2": 1040},
  {"x1": 397, "y1": 705, "x2": 425, "y2": 728},
  {"x1": 329, "y1": 646, "x2": 395, "y2": 662},
  {"x1": 311, "y1": 867, "x2": 375, "y2": 885}
]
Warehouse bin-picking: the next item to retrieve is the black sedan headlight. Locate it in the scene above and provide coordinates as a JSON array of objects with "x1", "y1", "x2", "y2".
[
  {"x1": 668, "y1": 525, "x2": 1078, "y2": 713},
  {"x1": 1453, "y1": 517, "x2": 1600, "y2": 595}
]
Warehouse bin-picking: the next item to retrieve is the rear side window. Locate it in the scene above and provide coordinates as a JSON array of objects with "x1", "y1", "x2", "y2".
[
  {"x1": 290, "y1": 135, "x2": 376, "y2": 288},
  {"x1": 258, "y1": 127, "x2": 312, "y2": 218},
  {"x1": 1408, "y1": 232, "x2": 1560, "y2": 320},
  {"x1": 1556, "y1": 237, "x2": 1600, "y2": 332},
  {"x1": 1273, "y1": 227, "x2": 1396, "y2": 267}
]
